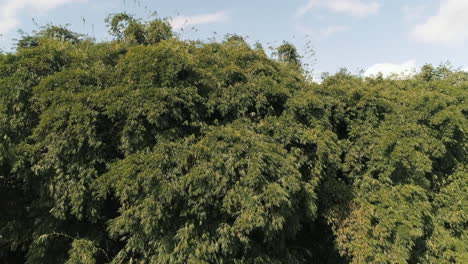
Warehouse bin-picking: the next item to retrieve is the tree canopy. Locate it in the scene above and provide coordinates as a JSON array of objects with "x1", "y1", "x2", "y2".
[{"x1": 0, "y1": 13, "x2": 467, "y2": 264}]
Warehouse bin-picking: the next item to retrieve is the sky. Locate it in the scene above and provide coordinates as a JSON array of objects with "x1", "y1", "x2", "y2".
[{"x1": 1, "y1": 0, "x2": 467, "y2": 78}]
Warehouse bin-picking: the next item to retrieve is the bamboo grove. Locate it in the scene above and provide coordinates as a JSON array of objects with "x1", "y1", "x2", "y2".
[{"x1": 0, "y1": 14, "x2": 467, "y2": 263}]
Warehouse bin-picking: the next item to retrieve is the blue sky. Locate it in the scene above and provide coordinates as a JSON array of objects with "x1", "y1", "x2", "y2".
[{"x1": 1, "y1": 0, "x2": 467, "y2": 77}]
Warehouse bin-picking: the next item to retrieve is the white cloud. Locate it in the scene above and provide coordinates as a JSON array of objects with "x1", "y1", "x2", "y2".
[
  {"x1": 170, "y1": 11, "x2": 228, "y2": 30},
  {"x1": 320, "y1": 25, "x2": 349, "y2": 38},
  {"x1": 312, "y1": 72, "x2": 323, "y2": 84},
  {"x1": 364, "y1": 60, "x2": 418, "y2": 78},
  {"x1": 0, "y1": 0, "x2": 86, "y2": 34},
  {"x1": 462, "y1": 67, "x2": 468, "y2": 72},
  {"x1": 294, "y1": 23, "x2": 349, "y2": 40},
  {"x1": 412, "y1": 0, "x2": 468, "y2": 45},
  {"x1": 297, "y1": 0, "x2": 380, "y2": 17},
  {"x1": 402, "y1": 4, "x2": 427, "y2": 22}
]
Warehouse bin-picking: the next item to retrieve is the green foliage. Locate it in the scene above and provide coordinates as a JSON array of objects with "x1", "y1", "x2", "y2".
[
  {"x1": 66, "y1": 239, "x2": 102, "y2": 264},
  {"x1": 105, "y1": 13, "x2": 173, "y2": 45},
  {"x1": 17, "y1": 25, "x2": 83, "y2": 49},
  {"x1": 98, "y1": 125, "x2": 315, "y2": 263},
  {"x1": 316, "y1": 69, "x2": 467, "y2": 263},
  {"x1": 276, "y1": 42, "x2": 301, "y2": 66},
  {"x1": 1, "y1": 14, "x2": 466, "y2": 264},
  {"x1": 336, "y1": 185, "x2": 431, "y2": 263},
  {"x1": 423, "y1": 166, "x2": 468, "y2": 263}
]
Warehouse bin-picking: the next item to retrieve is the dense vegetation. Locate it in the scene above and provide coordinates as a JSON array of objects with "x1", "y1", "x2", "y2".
[{"x1": 0, "y1": 14, "x2": 466, "y2": 264}]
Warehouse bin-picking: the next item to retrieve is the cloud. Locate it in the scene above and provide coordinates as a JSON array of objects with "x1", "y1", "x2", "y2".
[
  {"x1": 294, "y1": 23, "x2": 349, "y2": 40},
  {"x1": 297, "y1": 0, "x2": 380, "y2": 17},
  {"x1": 320, "y1": 25, "x2": 349, "y2": 38},
  {"x1": 364, "y1": 60, "x2": 418, "y2": 78},
  {"x1": 402, "y1": 4, "x2": 427, "y2": 22},
  {"x1": 0, "y1": 0, "x2": 86, "y2": 34},
  {"x1": 462, "y1": 67, "x2": 468, "y2": 72},
  {"x1": 312, "y1": 72, "x2": 324, "y2": 84},
  {"x1": 170, "y1": 11, "x2": 228, "y2": 30},
  {"x1": 412, "y1": 0, "x2": 468, "y2": 45}
]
